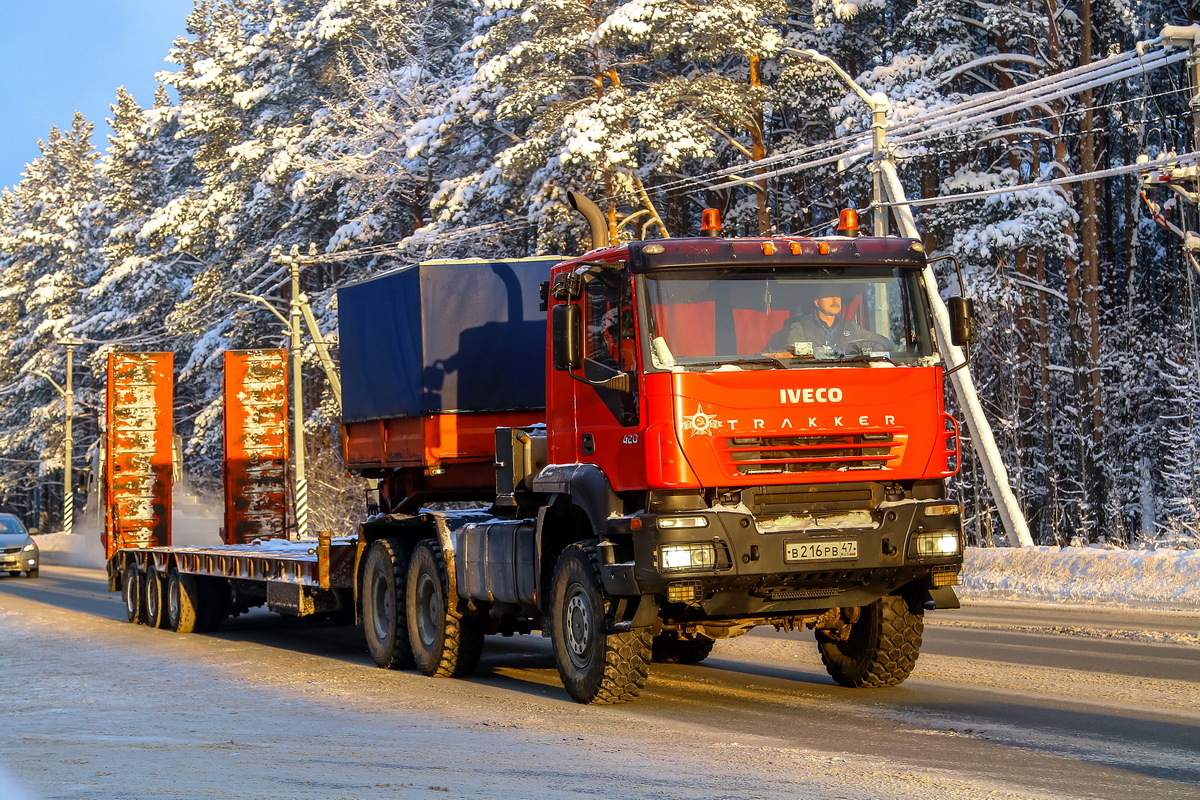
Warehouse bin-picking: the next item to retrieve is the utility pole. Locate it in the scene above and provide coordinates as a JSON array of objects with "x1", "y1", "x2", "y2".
[
  {"x1": 1138, "y1": 26, "x2": 1200, "y2": 270},
  {"x1": 34, "y1": 339, "x2": 82, "y2": 534},
  {"x1": 787, "y1": 49, "x2": 891, "y2": 236},
  {"x1": 286, "y1": 247, "x2": 310, "y2": 540},
  {"x1": 237, "y1": 246, "x2": 340, "y2": 541},
  {"x1": 63, "y1": 341, "x2": 76, "y2": 535},
  {"x1": 790, "y1": 47, "x2": 1034, "y2": 547}
]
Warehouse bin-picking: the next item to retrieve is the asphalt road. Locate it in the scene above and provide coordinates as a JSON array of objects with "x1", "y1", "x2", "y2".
[{"x1": 1, "y1": 563, "x2": 1196, "y2": 800}]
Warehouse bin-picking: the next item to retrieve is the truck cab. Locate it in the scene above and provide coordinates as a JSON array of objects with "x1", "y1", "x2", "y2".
[{"x1": 343, "y1": 220, "x2": 967, "y2": 705}]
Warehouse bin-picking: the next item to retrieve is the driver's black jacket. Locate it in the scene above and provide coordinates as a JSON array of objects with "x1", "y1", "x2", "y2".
[{"x1": 768, "y1": 310, "x2": 894, "y2": 352}]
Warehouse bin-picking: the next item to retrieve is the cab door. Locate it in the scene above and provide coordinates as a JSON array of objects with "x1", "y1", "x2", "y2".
[{"x1": 574, "y1": 268, "x2": 645, "y2": 489}]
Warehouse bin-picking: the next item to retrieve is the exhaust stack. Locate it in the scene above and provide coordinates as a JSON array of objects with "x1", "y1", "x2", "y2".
[{"x1": 567, "y1": 192, "x2": 611, "y2": 252}]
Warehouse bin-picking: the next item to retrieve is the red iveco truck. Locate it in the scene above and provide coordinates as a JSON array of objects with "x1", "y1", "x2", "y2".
[{"x1": 108, "y1": 208, "x2": 969, "y2": 704}]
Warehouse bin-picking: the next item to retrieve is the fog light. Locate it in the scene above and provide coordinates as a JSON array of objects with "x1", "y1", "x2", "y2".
[
  {"x1": 659, "y1": 543, "x2": 717, "y2": 572},
  {"x1": 658, "y1": 516, "x2": 709, "y2": 529},
  {"x1": 913, "y1": 531, "x2": 960, "y2": 556},
  {"x1": 666, "y1": 581, "x2": 702, "y2": 603},
  {"x1": 931, "y1": 565, "x2": 961, "y2": 586}
]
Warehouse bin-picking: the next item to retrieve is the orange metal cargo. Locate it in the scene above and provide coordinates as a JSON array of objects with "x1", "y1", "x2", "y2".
[
  {"x1": 223, "y1": 349, "x2": 289, "y2": 543},
  {"x1": 104, "y1": 352, "x2": 174, "y2": 560}
]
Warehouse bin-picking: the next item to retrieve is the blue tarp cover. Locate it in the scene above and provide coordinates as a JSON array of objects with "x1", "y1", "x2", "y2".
[{"x1": 338, "y1": 258, "x2": 560, "y2": 423}]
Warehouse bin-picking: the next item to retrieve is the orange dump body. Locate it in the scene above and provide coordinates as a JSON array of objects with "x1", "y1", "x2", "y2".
[{"x1": 104, "y1": 352, "x2": 174, "y2": 560}]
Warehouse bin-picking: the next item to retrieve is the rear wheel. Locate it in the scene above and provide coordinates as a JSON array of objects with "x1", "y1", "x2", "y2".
[
  {"x1": 144, "y1": 568, "x2": 169, "y2": 629},
  {"x1": 550, "y1": 542, "x2": 651, "y2": 704},
  {"x1": 121, "y1": 565, "x2": 144, "y2": 624},
  {"x1": 816, "y1": 594, "x2": 923, "y2": 687},
  {"x1": 361, "y1": 538, "x2": 414, "y2": 670},
  {"x1": 652, "y1": 633, "x2": 715, "y2": 664},
  {"x1": 406, "y1": 539, "x2": 483, "y2": 678},
  {"x1": 166, "y1": 569, "x2": 202, "y2": 633}
]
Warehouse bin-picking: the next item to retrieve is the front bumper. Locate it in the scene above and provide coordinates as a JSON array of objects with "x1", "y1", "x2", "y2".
[
  {"x1": 601, "y1": 501, "x2": 961, "y2": 617},
  {"x1": 0, "y1": 551, "x2": 38, "y2": 572}
]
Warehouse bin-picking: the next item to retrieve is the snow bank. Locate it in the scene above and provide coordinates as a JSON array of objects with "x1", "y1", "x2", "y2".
[{"x1": 961, "y1": 546, "x2": 1200, "y2": 611}]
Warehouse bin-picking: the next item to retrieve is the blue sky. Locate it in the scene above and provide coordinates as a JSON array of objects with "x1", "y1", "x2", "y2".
[{"x1": 0, "y1": 1, "x2": 194, "y2": 189}]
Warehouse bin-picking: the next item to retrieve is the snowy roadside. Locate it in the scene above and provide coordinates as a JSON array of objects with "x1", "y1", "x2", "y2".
[
  {"x1": 961, "y1": 545, "x2": 1200, "y2": 611},
  {"x1": 31, "y1": 531, "x2": 1200, "y2": 612}
]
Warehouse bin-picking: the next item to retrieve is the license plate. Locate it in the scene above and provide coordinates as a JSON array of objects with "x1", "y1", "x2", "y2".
[{"x1": 784, "y1": 539, "x2": 858, "y2": 562}]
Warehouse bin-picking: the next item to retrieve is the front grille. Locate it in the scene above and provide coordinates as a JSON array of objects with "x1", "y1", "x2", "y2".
[
  {"x1": 724, "y1": 432, "x2": 903, "y2": 476},
  {"x1": 1, "y1": 547, "x2": 20, "y2": 555}
]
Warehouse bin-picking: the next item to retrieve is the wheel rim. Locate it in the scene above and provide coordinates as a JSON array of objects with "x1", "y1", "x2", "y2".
[
  {"x1": 124, "y1": 573, "x2": 137, "y2": 615},
  {"x1": 168, "y1": 578, "x2": 180, "y2": 624},
  {"x1": 146, "y1": 573, "x2": 158, "y2": 618},
  {"x1": 415, "y1": 570, "x2": 439, "y2": 647},
  {"x1": 370, "y1": 564, "x2": 393, "y2": 642},
  {"x1": 564, "y1": 583, "x2": 592, "y2": 668}
]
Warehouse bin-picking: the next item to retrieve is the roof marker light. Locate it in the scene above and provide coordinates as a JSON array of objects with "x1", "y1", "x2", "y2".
[
  {"x1": 818, "y1": 242, "x2": 830, "y2": 255},
  {"x1": 790, "y1": 242, "x2": 803, "y2": 255},
  {"x1": 761, "y1": 241, "x2": 776, "y2": 255}
]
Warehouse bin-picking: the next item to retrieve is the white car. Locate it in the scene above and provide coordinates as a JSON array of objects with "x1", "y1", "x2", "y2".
[{"x1": 0, "y1": 514, "x2": 38, "y2": 578}]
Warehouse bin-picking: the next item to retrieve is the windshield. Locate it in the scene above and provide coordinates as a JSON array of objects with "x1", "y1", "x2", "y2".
[
  {"x1": 642, "y1": 266, "x2": 936, "y2": 368},
  {"x1": 0, "y1": 515, "x2": 27, "y2": 534}
]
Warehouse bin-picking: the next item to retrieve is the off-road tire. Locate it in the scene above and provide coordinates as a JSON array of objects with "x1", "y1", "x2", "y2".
[
  {"x1": 121, "y1": 565, "x2": 144, "y2": 624},
  {"x1": 362, "y1": 538, "x2": 415, "y2": 670},
  {"x1": 652, "y1": 633, "x2": 715, "y2": 664},
  {"x1": 550, "y1": 542, "x2": 651, "y2": 704},
  {"x1": 406, "y1": 538, "x2": 484, "y2": 678},
  {"x1": 166, "y1": 569, "x2": 202, "y2": 633},
  {"x1": 144, "y1": 568, "x2": 169, "y2": 629},
  {"x1": 816, "y1": 594, "x2": 923, "y2": 687}
]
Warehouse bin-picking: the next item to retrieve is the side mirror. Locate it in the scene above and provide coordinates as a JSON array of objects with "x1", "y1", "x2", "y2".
[
  {"x1": 551, "y1": 304, "x2": 582, "y2": 370},
  {"x1": 949, "y1": 297, "x2": 976, "y2": 347}
]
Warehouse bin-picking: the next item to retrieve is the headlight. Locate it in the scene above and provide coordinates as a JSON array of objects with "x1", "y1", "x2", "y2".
[
  {"x1": 913, "y1": 531, "x2": 960, "y2": 556},
  {"x1": 659, "y1": 543, "x2": 717, "y2": 572},
  {"x1": 658, "y1": 516, "x2": 709, "y2": 529},
  {"x1": 22, "y1": 541, "x2": 36, "y2": 552}
]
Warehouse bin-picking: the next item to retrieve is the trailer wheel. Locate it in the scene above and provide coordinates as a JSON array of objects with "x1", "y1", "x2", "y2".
[
  {"x1": 121, "y1": 565, "x2": 144, "y2": 624},
  {"x1": 166, "y1": 569, "x2": 202, "y2": 633},
  {"x1": 550, "y1": 542, "x2": 651, "y2": 704},
  {"x1": 362, "y1": 538, "x2": 414, "y2": 670},
  {"x1": 652, "y1": 633, "x2": 715, "y2": 664},
  {"x1": 144, "y1": 568, "x2": 169, "y2": 629},
  {"x1": 816, "y1": 594, "x2": 923, "y2": 687},
  {"x1": 406, "y1": 538, "x2": 483, "y2": 678}
]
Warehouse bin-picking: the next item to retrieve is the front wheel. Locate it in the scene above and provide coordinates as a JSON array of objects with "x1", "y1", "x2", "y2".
[
  {"x1": 550, "y1": 542, "x2": 651, "y2": 704},
  {"x1": 406, "y1": 539, "x2": 483, "y2": 677},
  {"x1": 361, "y1": 538, "x2": 414, "y2": 670},
  {"x1": 25, "y1": 568, "x2": 38, "y2": 579},
  {"x1": 816, "y1": 594, "x2": 923, "y2": 687}
]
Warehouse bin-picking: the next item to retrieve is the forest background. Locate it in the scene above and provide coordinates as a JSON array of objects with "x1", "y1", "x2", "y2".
[{"x1": 0, "y1": 0, "x2": 1196, "y2": 548}]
